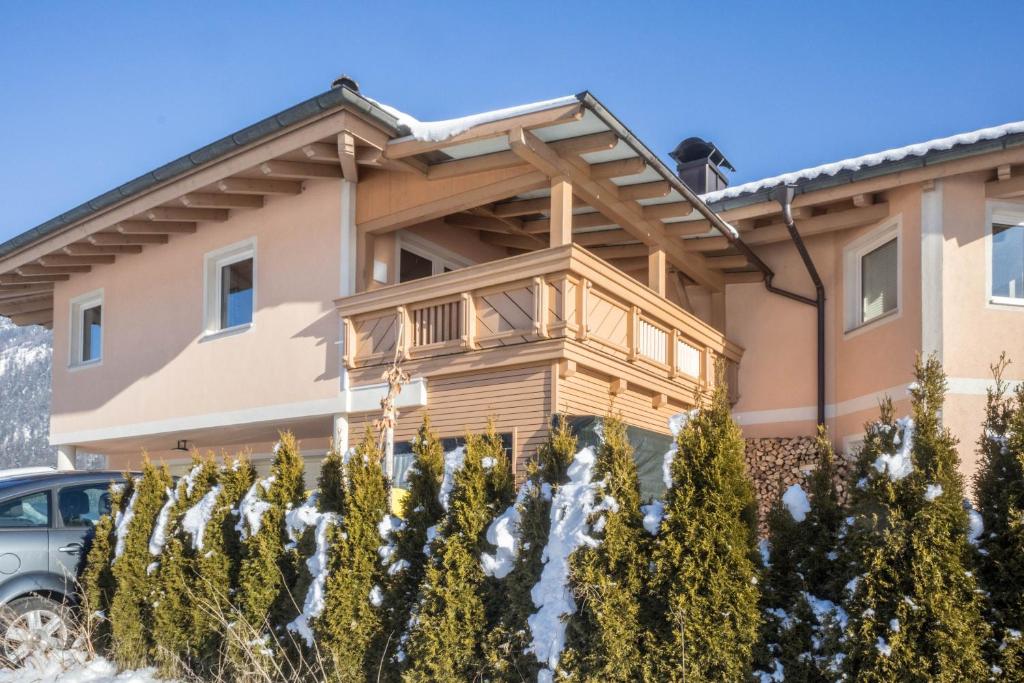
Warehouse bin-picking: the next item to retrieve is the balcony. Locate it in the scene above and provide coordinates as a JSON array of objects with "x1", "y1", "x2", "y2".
[{"x1": 336, "y1": 245, "x2": 742, "y2": 411}]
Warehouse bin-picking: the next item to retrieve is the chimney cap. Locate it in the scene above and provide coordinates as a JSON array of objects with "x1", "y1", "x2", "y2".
[
  {"x1": 669, "y1": 137, "x2": 735, "y2": 172},
  {"x1": 331, "y1": 74, "x2": 360, "y2": 92}
]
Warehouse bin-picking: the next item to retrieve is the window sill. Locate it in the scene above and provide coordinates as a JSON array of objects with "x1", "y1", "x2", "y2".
[
  {"x1": 200, "y1": 322, "x2": 253, "y2": 343},
  {"x1": 844, "y1": 308, "x2": 900, "y2": 338},
  {"x1": 68, "y1": 359, "x2": 102, "y2": 372},
  {"x1": 989, "y1": 296, "x2": 1024, "y2": 309}
]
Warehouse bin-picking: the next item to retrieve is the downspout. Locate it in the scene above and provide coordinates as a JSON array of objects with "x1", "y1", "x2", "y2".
[{"x1": 770, "y1": 184, "x2": 826, "y2": 427}]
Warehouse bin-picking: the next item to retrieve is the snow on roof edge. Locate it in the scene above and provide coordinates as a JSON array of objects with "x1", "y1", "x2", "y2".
[
  {"x1": 701, "y1": 119, "x2": 1024, "y2": 204},
  {"x1": 369, "y1": 95, "x2": 579, "y2": 144}
]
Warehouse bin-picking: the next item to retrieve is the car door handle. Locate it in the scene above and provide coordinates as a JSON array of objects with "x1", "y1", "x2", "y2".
[{"x1": 58, "y1": 543, "x2": 83, "y2": 554}]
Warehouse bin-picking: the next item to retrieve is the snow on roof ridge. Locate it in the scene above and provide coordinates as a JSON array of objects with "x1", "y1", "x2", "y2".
[
  {"x1": 702, "y1": 119, "x2": 1024, "y2": 203},
  {"x1": 368, "y1": 95, "x2": 579, "y2": 144}
]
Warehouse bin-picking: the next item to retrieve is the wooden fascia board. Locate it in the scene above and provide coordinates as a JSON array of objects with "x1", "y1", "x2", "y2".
[
  {"x1": 358, "y1": 170, "x2": 549, "y2": 234},
  {"x1": 986, "y1": 174, "x2": 1024, "y2": 198},
  {"x1": 507, "y1": 127, "x2": 723, "y2": 291},
  {"x1": 0, "y1": 106, "x2": 387, "y2": 273},
  {"x1": 383, "y1": 102, "x2": 584, "y2": 160}
]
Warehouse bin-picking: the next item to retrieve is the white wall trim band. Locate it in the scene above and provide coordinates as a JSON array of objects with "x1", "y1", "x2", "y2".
[
  {"x1": 732, "y1": 375, "x2": 1020, "y2": 426},
  {"x1": 50, "y1": 377, "x2": 429, "y2": 446}
]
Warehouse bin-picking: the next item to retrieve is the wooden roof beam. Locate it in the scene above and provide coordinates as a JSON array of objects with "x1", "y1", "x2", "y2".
[
  {"x1": 89, "y1": 233, "x2": 169, "y2": 246},
  {"x1": 0, "y1": 296, "x2": 53, "y2": 316},
  {"x1": 572, "y1": 229, "x2": 635, "y2": 247},
  {"x1": 425, "y1": 131, "x2": 619, "y2": 182},
  {"x1": 181, "y1": 193, "x2": 264, "y2": 209},
  {"x1": 117, "y1": 221, "x2": 196, "y2": 234},
  {"x1": 706, "y1": 255, "x2": 749, "y2": 270},
  {"x1": 618, "y1": 181, "x2": 671, "y2": 201},
  {"x1": 217, "y1": 177, "x2": 303, "y2": 195},
  {"x1": 522, "y1": 211, "x2": 617, "y2": 234},
  {"x1": 145, "y1": 207, "x2": 228, "y2": 222},
  {"x1": 641, "y1": 201, "x2": 693, "y2": 220},
  {"x1": 64, "y1": 243, "x2": 143, "y2": 255},
  {"x1": 259, "y1": 160, "x2": 343, "y2": 179},
  {"x1": 589, "y1": 157, "x2": 646, "y2": 180},
  {"x1": 17, "y1": 264, "x2": 91, "y2": 276},
  {"x1": 337, "y1": 132, "x2": 359, "y2": 182},
  {"x1": 0, "y1": 273, "x2": 70, "y2": 284},
  {"x1": 0, "y1": 284, "x2": 53, "y2": 300},
  {"x1": 986, "y1": 174, "x2": 1024, "y2": 199},
  {"x1": 8, "y1": 310, "x2": 52, "y2": 327},
  {"x1": 507, "y1": 127, "x2": 722, "y2": 290},
  {"x1": 39, "y1": 254, "x2": 116, "y2": 266},
  {"x1": 445, "y1": 212, "x2": 524, "y2": 234}
]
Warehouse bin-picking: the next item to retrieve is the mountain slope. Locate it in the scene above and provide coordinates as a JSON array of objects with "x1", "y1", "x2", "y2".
[{"x1": 0, "y1": 316, "x2": 55, "y2": 468}]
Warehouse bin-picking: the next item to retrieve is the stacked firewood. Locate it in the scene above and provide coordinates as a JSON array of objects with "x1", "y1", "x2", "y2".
[{"x1": 744, "y1": 436, "x2": 858, "y2": 533}]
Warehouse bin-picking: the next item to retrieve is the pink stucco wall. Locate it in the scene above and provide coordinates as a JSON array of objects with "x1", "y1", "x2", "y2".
[{"x1": 51, "y1": 180, "x2": 344, "y2": 440}]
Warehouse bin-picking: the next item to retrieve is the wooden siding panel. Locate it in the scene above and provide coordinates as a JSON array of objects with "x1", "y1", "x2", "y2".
[
  {"x1": 349, "y1": 364, "x2": 552, "y2": 479},
  {"x1": 557, "y1": 367, "x2": 682, "y2": 435}
]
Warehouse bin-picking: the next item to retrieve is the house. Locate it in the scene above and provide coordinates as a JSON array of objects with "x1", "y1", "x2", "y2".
[{"x1": 0, "y1": 78, "x2": 1020, "y2": 493}]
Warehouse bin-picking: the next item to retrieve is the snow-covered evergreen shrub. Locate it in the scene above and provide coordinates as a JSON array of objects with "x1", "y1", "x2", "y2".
[
  {"x1": 842, "y1": 356, "x2": 989, "y2": 681},
  {"x1": 648, "y1": 377, "x2": 761, "y2": 681},
  {"x1": 404, "y1": 426, "x2": 514, "y2": 681},
  {"x1": 484, "y1": 416, "x2": 576, "y2": 680},
  {"x1": 560, "y1": 415, "x2": 651, "y2": 681},
  {"x1": 379, "y1": 416, "x2": 446, "y2": 678},
  {"x1": 109, "y1": 457, "x2": 173, "y2": 669},
  {"x1": 233, "y1": 433, "x2": 306, "y2": 662},
  {"x1": 188, "y1": 455, "x2": 255, "y2": 673},
  {"x1": 79, "y1": 478, "x2": 131, "y2": 653},
  {"x1": 974, "y1": 354, "x2": 1024, "y2": 677},
  {"x1": 754, "y1": 426, "x2": 848, "y2": 681},
  {"x1": 316, "y1": 431, "x2": 391, "y2": 680},
  {"x1": 150, "y1": 456, "x2": 219, "y2": 676}
]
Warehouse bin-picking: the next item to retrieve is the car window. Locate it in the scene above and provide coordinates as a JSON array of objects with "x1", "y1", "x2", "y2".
[
  {"x1": 58, "y1": 483, "x2": 112, "y2": 528},
  {"x1": 0, "y1": 491, "x2": 50, "y2": 528}
]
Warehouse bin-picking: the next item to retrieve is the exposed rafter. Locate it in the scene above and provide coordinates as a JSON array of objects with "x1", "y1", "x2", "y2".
[
  {"x1": 217, "y1": 177, "x2": 303, "y2": 195},
  {"x1": 89, "y1": 233, "x2": 169, "y2": 246},
  {"x1": 507, "y1": 127, "x2": 723, "y2": 290},
  {"x1": 117, "y1": 221, "x2": 196, "y2": 234},
  {"x1": 181, "y1": 193, "x2": 264, "y2": 209},
  {"x1": 259, "y1": 160, "x2": 343, "y2": 179},
  {"x1": 145, "y1": 207, "x2": 228, "y2": 222}
]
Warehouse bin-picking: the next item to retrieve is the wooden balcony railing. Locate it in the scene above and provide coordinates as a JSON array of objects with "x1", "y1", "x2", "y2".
[{"x1": 335, "y1": 244, "x2": 742, "y2": 395}]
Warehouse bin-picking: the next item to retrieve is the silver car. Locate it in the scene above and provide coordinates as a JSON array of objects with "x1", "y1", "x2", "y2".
[{"x1": 0, "y1": 469, "x2": 127, "y2": 665}]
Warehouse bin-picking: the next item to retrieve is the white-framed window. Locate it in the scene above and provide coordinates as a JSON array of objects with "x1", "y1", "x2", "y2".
[
  {"x1": 203, "y1": 239, "x2": 256, "y2": 335},
  {"x1": 69, "y1": 289, "x2": 103, "y2": 368},
  {"x1": 987, "y1": 202, "x2": 1024, "y2": 307},
  {"x1": 396, "y1": 234, "x2": 470, "y2": 284},
  {"x1": 844, "y1": 218, "x2": 901, "y2": 332}
]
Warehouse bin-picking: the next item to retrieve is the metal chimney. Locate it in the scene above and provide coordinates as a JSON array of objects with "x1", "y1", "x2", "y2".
[{"x1": 669, "y1": 137, "x2": 735, "y2": 194}]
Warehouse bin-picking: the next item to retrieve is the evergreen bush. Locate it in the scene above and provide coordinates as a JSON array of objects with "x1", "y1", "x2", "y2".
[
  {"x1": 404, "y1": 426, "x2": 514, "y2": 681},
  {"x1": 109, "y1": 457, "x2": 173, "y2": 669},
  {"x1": 649, "y1": 377, "x2": 761, "y2": 681},
  {"x1": 560, "y1": 414, "x2": 651, "y2": 681},
  {"x1": 79, "y1": 477, "x2": 131, "y2": 654},
  {"x1": 842, "y1": 355, "x2": 989, "y2": 681},
  {"x1": 974, "y1": 354, "x2": 1024, "y2": 677},
  {"x1": 317, "y1": 431, "x2": 392, "y2": 681}
]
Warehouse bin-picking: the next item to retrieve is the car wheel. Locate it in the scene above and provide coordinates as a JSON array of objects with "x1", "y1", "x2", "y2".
[{"x1": 0, "y1": 596, "x2": 72, "y2": 666}]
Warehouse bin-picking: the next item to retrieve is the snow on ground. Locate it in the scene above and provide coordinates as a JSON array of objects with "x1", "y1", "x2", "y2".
[
  {"x1": 370, "y1": 96, "x2": 578, "y2": 143},
  {"x1": 782, "y1": 484, "x2": 811, "y2": 522},
  {"x1": 703, "y1": 119, "x2": 1024, "y2": 203},
  {"x1": 0, "y1": 652, "x2": 173, "y2": 683}
]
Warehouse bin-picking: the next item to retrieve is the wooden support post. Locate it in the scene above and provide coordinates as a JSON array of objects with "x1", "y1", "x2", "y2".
[
  {"x1": 648, "y1": 246, "x2": 666, "y2": 297},
  {"x1": 342, "y1": 318, "x2": 356, "y2": 369},
  {"x1": 668, "y1": 329, "x2": 679, "y2": 379},
  {"x1": 396, "y1": 306, "x2": 412, "y2": 359},
  {"x1": 549, "y1": 178, "x2": 573, "y2": 248},
  {"x1": 337, "y1": 131, "x2": 359, "y2": 182},
  {"x1": 461, "y1": 292, "x2": 477, "y2": 349},
  {"x1": 627, "y1": 305, "x2": 640, "y2": 362},
  {"x1": 533, "y1": 276, "x2": 549, "y2": 338},
  {"x1": 576, "y1": 278, "x2": 590, "y2": 341}
]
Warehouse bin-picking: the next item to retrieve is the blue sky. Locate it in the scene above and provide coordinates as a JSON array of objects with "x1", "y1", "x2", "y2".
[{"x1": 1, "y1": 1, "x2": 1021, "y2": 243}]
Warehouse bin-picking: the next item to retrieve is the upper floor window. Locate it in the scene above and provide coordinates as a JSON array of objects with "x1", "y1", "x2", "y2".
[
  {"x1": 69, "y1": 290, "x2": 103, "y2": 367},
  {"x1": 204, "y1": 239, "x2": 255, "y2": 335},
  {"x1": 397, "y1": 235, "x2": 468, "y2": 284},
  {"x1": 844, "y1": 219, "x2": 901, "y2": 332},
  {"x1": 990, "y1": 204, "x2": 1024, "y2": 306}
]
